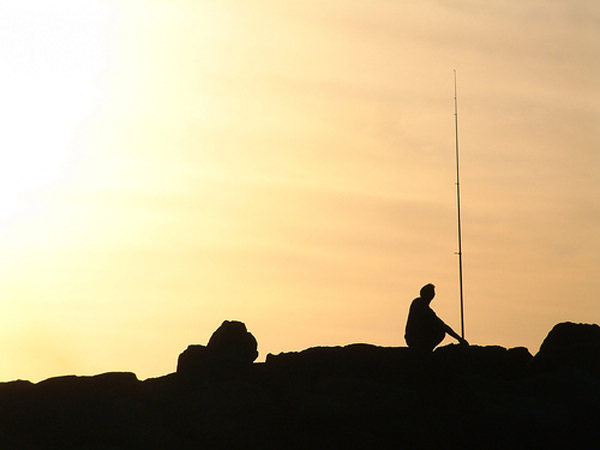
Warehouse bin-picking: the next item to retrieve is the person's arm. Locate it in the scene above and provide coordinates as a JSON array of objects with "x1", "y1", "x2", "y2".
[{"x1": 444, "y1": 324, "x2": 469, "y2": 345}]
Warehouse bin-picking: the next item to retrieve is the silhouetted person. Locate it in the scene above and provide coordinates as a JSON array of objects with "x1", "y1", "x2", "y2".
[{"x1": 405, "y1": 283, "x2": 468, "y2": 353}]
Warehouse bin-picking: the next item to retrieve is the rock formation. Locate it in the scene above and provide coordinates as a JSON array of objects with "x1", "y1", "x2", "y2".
[
  {"x1": 177, "y1": 320, "x2": 258, "y2": 382},
  {"x1": 532, "y1": 322, "x2": 600, "y2": 376},
  {"x1": 0, "y1": 321, "x2": 597, "y2": 449}
]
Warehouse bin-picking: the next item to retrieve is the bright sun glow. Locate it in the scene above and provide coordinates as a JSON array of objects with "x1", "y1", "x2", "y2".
[{"x1": 0, "y1": 1, "x2": 111, "y2": 220}]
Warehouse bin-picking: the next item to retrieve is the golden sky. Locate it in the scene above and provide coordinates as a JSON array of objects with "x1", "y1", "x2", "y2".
[{"x1": 0, "y1": 0, "x2": 598, "y2": 381}]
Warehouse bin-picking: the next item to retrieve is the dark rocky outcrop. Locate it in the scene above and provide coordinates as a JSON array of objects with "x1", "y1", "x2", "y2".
[
  {"x1": 177, "y1": 320, "x2": 258, "y2": 382},
  {"x1": 0, "y1": 321, "x2": 598, "y2": 449},
  {"x1": 207, "y1": 319, "x2": 259, "y2": 366},
  {"x1": 532, "y1": 322, "x2": 600, "y2": 376}
]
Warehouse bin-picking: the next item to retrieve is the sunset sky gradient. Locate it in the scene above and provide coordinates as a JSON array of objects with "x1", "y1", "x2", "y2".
[{"x1": 0, "y1": 0, "x2": 598, "y2": 381}]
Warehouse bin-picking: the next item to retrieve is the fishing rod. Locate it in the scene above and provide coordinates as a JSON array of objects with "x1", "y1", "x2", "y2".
[{"x1": 454, "y1": 70, "x2": 465, "y2": 340}]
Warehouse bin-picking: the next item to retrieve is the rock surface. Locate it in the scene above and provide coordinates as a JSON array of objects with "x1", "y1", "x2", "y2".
[
  {"x1": 0, "y1": 321, "x2": 598, "y2": 449},
  {"x1": 177, "y1": 320, "x2": 258, "y2": 382},
  {"x1": 532, "y1": 322, "x2": 600, "y2": 376},
  {"x1": 206, "y1": 319, "x2": 259, "y2": 365}
]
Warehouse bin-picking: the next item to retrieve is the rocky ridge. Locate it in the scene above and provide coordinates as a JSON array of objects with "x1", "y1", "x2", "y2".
[{"x1": 0, "y1": 321, "x2": 598, "y2": 449}]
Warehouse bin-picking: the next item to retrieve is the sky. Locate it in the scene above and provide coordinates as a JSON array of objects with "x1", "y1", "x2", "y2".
[{"x1": 0, "y1": 0, "x2": 598, "y2": 382}]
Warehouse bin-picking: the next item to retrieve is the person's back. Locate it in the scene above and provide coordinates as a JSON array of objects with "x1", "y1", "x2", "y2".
[
  {"x1": 405, "y1": 296, "x2": 446, "y2": 353},
  {"x1": 405, "y1": 284, "x2": 468, "y2": 353}
]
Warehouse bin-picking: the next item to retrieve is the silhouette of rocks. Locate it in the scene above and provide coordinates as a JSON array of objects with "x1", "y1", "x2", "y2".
[
  {"x1": 177, "y1": 320, "x2": 258, "y2": 381},
  {"x1": 532, "y1": 321, "x2": 600, "y2": 376},
  {"x1": 0, "y1": 321, "x2": 598, "y2": 448},
  {"x1": 176, "y1": 344, "x2": 209, "y2": 379},
  {"x1": 0, "y1": 373, "x2": 184, "y2": 449},
  {"x1": 207, "y1": 320, "x2": 259, "y2": 365}
]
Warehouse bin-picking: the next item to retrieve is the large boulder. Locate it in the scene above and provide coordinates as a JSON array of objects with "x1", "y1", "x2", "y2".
[
  {"x1": 532, "y1": 322, "x2": 600, "y2": 376},
  {"x1": 177, "y1": 320, "x2": 258, "y2": 381},
  {"x1": 176, "y1": 344, "x2": 210, "y2": 378},
  {"x1": 207, "y1": 320, "x2": 258, "y2": 366}
]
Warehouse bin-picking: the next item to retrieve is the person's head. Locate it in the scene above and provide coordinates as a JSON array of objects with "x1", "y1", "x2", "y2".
[{"x1": 420, "y1": 283, "x2": 436, "y2": 302}]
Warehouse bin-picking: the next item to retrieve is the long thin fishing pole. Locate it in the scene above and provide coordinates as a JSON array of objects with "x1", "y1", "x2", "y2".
[{"x1": 454, "y1": 70, "x2": 465, "y2": 339}]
